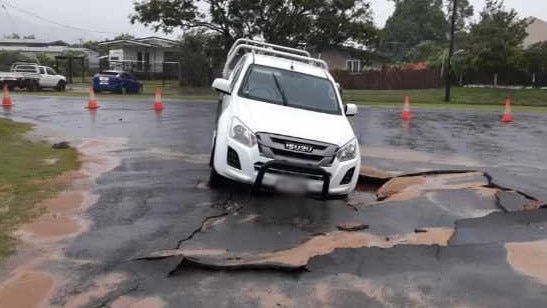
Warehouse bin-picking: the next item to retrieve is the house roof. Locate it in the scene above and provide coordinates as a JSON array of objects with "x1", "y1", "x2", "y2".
[
  {"x1": 0, "y1": 39, "x2": 69, "y2": 47},
  {"x1": 524, "y1": 17, "x2": 547, "y2": 48},
  {"x1": 0, "y1": 45, "x2": 99, "y2": 57},
  {"x1": 99, "y1": 36, "x2": 178, "y2": 48}
]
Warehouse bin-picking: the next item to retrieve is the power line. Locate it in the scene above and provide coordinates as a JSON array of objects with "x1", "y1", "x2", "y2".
[
  {"x1": 1, "y1": 1, "x2": 20, "y2": 36},
  {"x1": 0, "y1": 0, "x2": 122, "y2": 36}
]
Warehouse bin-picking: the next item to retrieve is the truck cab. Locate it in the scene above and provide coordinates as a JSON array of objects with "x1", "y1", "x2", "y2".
[{"x1": 209, "y1": 39, "x2": 360, "y2": 198}]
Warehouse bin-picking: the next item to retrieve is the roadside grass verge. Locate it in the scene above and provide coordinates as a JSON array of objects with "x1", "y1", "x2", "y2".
[
  {"x1": 15, "y1": 90, "x2": 216, "y2": 102},
  {"x1": 344, "y1": 88, "x2": 547, "y2": 107},
  {"x1": 15, "y1": 83, "x2": 217, "y2": 101},
  {"x1": 0, "y1": 118, "x2": 80, "y2": 263}
]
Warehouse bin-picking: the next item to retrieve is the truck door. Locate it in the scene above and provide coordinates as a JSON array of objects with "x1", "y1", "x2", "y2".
[
  {"x1": 45, "y1": 67, "x2": 59, "y2": 87},
  {"x1": 38, "y1": 67, "x2": 49, "y2": 87}
]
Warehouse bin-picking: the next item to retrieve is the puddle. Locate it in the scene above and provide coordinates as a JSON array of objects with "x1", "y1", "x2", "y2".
[
  {"x1": 62, "y1": 273, "x2": 127, "y2": 307},
  {"x1": 239, "y1": 285, "x2": 294, "y2": 308},
  {"x1": 506, "y1": 240, "x2": 547, "y2": 285},
  {"x1": 377, "y1": 172, "x2": 488, "y2": 202},
  {"x1": 148, "y1": 148, "x2": 209, "y2": 164},
  {"x1": 111, "y1": 296, "x2": 165, "y2": 308},
  {"x1": 19, "y1": 216, "x2": 80, "y2": 239},
  {"x1": 363, "y1": 147, "x2": 483, "y2": 167},
  {"x1": 311, "y1": 273, "x2": 435, "y2": 307},
  {"x1": 0, "y1": 271, "x2": 53, "y2": 308},
  {"x1": 39, "y1": 191, "x2": 85, "y2": 213}
]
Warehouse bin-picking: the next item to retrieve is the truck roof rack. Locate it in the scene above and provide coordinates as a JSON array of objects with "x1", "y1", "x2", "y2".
[
  {"x1": 10, "y1": 62, "x2": 41, "y2": 71},
  {"x1": 223, "y1": 39, "x2": 328, "y2": 77},
  {"x1": 227, "y1": 39, "x2": 311, "y2": 58}
]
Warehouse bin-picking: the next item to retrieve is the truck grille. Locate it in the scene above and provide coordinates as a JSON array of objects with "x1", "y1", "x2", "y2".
[{"x1": 256, "y1": 133, "x2": 338, "y2": 166}]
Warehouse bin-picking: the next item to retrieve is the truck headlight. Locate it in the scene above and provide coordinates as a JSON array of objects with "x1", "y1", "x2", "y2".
[
  {"x1": 337, "y1": 138, "x2": 357, "y2": 162},
  {"x1": 230, "y1": 118, "x2": 256, "y2": 147}
]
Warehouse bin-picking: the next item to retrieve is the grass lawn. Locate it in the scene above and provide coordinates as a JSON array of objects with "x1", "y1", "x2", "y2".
[
  {"x1": 0, "y1": 118, "x2": 80, "y2": 262},
  {"x1": 18, "y1": 80, "x2": 217, "y2": 101},
  {"x1": 344, "y1": 88, "x2": 547, "y2": 108},
  {"x1": 13, "y1": 84, "x2": 547, "y2": 112}
]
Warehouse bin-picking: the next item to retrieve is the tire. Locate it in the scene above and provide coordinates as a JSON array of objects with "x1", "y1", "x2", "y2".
[
  {"x1": 27, "y1": 81, "x2": 38, "y2": 92},
  {"x1": 208, "y1": 142, "x2": 224, "y2": 188},
  {"x1": 56, "y1": 81, "x2": 66, "y2": 92},
  {"x1": 208, "y1": 167, "x2": 224, "y2": 188}
]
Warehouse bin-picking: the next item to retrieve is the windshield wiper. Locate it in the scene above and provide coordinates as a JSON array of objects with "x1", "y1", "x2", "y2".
[{"x1": 271, "y1": 73, "x2": 288, "y2": 106}]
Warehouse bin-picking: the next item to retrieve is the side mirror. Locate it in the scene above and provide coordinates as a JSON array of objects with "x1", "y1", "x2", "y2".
[
  {"x1": 212, "y1": 78, "x2": 231, "y2": 95},
  {"x1": 345, "y1": 104, "x2": 358, "y2": 116}
]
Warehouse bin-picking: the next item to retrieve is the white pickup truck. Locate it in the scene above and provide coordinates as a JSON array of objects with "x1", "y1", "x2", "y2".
[
  {"x1": 209, "y1": 39, "x2": 360, "y2": 198},
  {"x1": 0, "y1": 63, "x2": 67, "y2": 91}
]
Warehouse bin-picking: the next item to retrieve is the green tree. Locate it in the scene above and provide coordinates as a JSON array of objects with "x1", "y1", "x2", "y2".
[
  {"x1": 177, "y1": 31, "x2": 225, "y2": 87},
  {"x1": 35, "y1": 53, "x2": 56, "y2": 67},
  {"x1": 113, "y1": 33, "x2": 135, "y2": 40},
  {"x1": 0, "y1": 51, "x2": 32, "y2": 70},
  {"x1": 130, "y1": 0, "x2": 376, "y2": 51},
  {"x1": 405, "y1": 40, "x2": 444, "y2": 63},
  {"x1": 383, "y1": 0, "x2": 448, "y2": 59},
  {"x1": 521, "y1": 42, "x2": 547, "y2": 73},
  {"x1": 23, "y1": 34, "x2": 36, "y2": 39},
  {"x1": 4, "y1": 33, "x2": 20, "y2": 39},
  {"x1": 444, "y1": 0, "x2": 474, "y2": 33},
  {"x1": 462, "y1": 0, "x2": 529, "y2": 81}
]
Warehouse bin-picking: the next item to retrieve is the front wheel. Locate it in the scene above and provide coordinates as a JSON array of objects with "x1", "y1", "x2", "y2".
[
  {"x1": 208, "y1": 143, "x2": 225, "y2": 188},
  {"x1": 56, "y1": 81, "x2": 66, "y2": 92},
  {"x1": 208, "y1": 167, "x2": 224, "y2": 188}
]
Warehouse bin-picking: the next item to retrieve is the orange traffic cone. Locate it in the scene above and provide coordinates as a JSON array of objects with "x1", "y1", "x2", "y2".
[
  {"x1": 501, "y1": 96, "x2": 513, "y2": 123},
  {"x1": 153, "y1": 88, "x2": 163, "y2": 111},
  {"x1": 402, "y1": 95, "x2": 411, "y2": 120},
  {"x1": 87, "y1": 88, "x2": 98, "y2": 110},
  {"x1": 2, "y1": 85, "x2": 13, "y2": 107}
]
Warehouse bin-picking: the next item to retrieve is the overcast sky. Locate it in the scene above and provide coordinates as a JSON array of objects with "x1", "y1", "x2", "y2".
[{"x1": 1, "y1": 0, "x2": 546, "y2": 43}]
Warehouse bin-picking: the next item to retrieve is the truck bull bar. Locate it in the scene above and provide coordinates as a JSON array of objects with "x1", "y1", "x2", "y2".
[{"x1": 253, "y1": 160, "x2": 331, "y2": 198}]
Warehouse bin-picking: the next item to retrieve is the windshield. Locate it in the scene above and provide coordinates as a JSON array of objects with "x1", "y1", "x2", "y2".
[
  {"x1": 238, "y1": 65, "x2": 341, "y2": 115},
  {"x1": 100, "y1": 71, "x2": 119, "y2": 76}
]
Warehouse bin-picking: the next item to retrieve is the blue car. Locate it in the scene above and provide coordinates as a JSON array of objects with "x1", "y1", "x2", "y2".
[{"x1": 92, "y1": 71, "x2": 143, "y2": 94}]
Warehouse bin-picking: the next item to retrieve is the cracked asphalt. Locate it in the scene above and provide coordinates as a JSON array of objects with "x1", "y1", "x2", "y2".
[{"x1": 2, "y1": 96, "x2": 547, "y2": 307}]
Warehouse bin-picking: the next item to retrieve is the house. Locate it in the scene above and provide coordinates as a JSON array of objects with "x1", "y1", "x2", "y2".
[
  {"x1": 524, "y1": 17, "x2": 547, "y2": 48},
  {"x1": 0, "y1": 39, "x2": 100, "y2": 69},
  {"x1": 98, "y1": 37, "x2": 179, "y2": 76},
  {"x1": 313, "y1": 43, "x2": 383, "y2": 73}
]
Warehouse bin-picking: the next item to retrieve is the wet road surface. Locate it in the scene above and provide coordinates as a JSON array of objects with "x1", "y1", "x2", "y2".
[{"x1": 1, "y1": 96, "x2": 547, "y2": 307}]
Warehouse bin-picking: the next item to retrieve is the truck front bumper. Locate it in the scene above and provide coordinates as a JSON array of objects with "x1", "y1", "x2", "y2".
[{"x1": 253, "y1": 160, "x2": 331, "y2": 198}]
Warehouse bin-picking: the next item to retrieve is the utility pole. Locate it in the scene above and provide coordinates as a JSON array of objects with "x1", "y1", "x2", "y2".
[{"x1": 445, "y1": 0, "x2": 458, "y2": 102}]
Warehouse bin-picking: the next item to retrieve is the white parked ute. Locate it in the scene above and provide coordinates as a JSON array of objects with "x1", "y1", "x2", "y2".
[
  {"x1": 11, "y1": 63, "x2": 67, "y2": 91},
  {"x1": 209, "y1": 39, "x2": 360, "y2": 198}
]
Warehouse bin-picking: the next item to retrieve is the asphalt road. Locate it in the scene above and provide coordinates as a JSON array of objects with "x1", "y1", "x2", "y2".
[{"x1": 2, "y1": 96, "x2": 547, "y2": 307}]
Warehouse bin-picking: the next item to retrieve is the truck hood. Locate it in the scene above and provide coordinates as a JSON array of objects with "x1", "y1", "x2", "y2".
[{"x1": 234, "y1": 97, "x2": 355, "y2": 146}]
